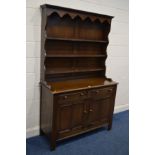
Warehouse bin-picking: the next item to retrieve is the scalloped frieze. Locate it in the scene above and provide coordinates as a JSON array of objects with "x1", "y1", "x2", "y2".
[{"x1": 46, "y1": 8, "x2": 111, "y2": 24}]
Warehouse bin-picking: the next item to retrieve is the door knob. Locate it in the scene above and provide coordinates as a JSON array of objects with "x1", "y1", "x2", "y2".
[
  {"x1": 95, "y1": 90, "x2": 99, "y2": 93},
  {"x1": 89, "y1": 109, "x2": 93, "y2": 112},
  {"x1": 108, "y1": 89, "x2": 112, "y2": 92},
  {"x1": 80, "y1": 92, "x2": 84, "y2": 96},
  {"x1": 64, "y1": 96, "x2": 67, "y2": 99},
  {"x1": 83, "y1": 110, "x2": 88, "y2": 114}
]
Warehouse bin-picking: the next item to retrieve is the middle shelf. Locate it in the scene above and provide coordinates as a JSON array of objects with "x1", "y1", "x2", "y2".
[
  {"x1": 45, "y1": 54, "x2": 107, "y2": 58},
  {"x1": 45, "y1": 68, "x2": 105, "y2": 75},
  {"x1": 46, "y1": 36, "x2": 109, "y2": 44}
]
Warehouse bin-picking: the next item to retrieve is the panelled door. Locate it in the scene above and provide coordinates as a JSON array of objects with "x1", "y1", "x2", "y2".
[
  {"x1": 56, "y1": 100, "x2": 88, "y2": 139},
  {"x1": 87, "y1": 97, "x2": 111, "y2": 128}
]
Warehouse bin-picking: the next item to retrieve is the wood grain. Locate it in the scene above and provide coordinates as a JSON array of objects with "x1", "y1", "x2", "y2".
[{"x1": 40, "y1": 4, "x2": 117, "y2": 150}]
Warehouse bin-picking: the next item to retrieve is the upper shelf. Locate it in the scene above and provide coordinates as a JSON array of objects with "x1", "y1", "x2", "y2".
[{"x1": 46, "y1": 37, "x2": 109, "y2": 44}]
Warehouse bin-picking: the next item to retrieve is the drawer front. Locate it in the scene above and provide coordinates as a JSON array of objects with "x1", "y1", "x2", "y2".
[
  {"x1": 57, "y1": 91, "x2": 88, "y2": 103},
  {"x1": 89, "y1": 87, "x2": 113, "y2": 99}
]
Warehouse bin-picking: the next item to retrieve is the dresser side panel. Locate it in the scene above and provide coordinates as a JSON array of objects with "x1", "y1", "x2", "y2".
[{"x1": 40, "y1": 85, "x2": 53, "y2": 136}]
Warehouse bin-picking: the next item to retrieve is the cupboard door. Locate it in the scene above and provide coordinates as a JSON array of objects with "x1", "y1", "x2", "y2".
[
  {"x1": 56, "y1": 101, "x2": 87, "y2": 139},
  {"x1": 88, "y1": 98, "x2": 111, "y2": 127}
]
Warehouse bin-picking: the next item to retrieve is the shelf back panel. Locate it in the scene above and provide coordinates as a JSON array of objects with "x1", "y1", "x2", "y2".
[
  {"x1": 45, "y1": 40, "x2": 107, "y2": 55},
  {"x1": 45, "y1": 40, "x2": 73, "y2": 55},
  {"x1": 46, "y1": 13, "x2": 111, "y2": 41},
  {"x1": 45, "y1": 71, "x2": 105, "y2": 82},
  {"x1": 45, "y1": 57, "x2": 105, "y2": 71},
  {"x1": 46, "y1": 13, "x2": 74, "y2": 39}
]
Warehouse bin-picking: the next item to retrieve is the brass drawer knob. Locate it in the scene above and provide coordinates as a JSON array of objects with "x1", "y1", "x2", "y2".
[
  {"x1": 80, "y1": 92, "x2": 84, "y2": 96},
  {"x1": 89, "y1": 109, "x2": 93, "y2": 112},
  {"x1": 95, "y1": 90, "x2": 99, "y2": 93},
  {"x1": 83, "y1": 110, "x2": 88, "y2": 114},
  {"x1": 64, "y1": 96, "x2": 68, "y2": 99},
  {"x1": 108, "y1": 89, "x2": 112, "y2": 92}
]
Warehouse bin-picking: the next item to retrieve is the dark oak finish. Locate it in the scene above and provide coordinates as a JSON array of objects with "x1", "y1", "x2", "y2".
[{"x1": 40, "y1": 4, "x2": 118, "y2": 150}]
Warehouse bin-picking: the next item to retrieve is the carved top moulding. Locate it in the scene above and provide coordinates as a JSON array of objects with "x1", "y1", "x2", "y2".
[{"x1": 41, "y1": 4, "x2": 114, "y2": 24}]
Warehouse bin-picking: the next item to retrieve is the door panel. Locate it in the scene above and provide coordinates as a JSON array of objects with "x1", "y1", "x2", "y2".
[
  {"x1": 89, "y1": 99, "x2": 101, "y2": 122},
  {"x1": 88, "y1": 98, "x2": 111, "y2": 127},
  {"x1": 72, "y1": 103, "x2": 84, "y2": 128},
  {"x1": 100, "y1": 98, "x2": 111, "y2": 119},
  {"x1": 58, "y1": 104, "x2": 72, "y2": 132},
  {"x1": 57, "y1": 101, "x2": 87, "y2": 137}
]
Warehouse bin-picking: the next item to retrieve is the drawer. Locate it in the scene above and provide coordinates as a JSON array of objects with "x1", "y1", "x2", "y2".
[
  {"x1": 89, "y1": 87, "x2": 113, "y2": 98},
  {"x1": 57, "y1": 91, "x2": 88, "y2": 103}
]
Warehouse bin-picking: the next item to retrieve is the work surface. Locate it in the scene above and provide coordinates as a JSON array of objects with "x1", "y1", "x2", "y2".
[{"x1": 48, "y1": 77, "x2": 117, "y2": 93}]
